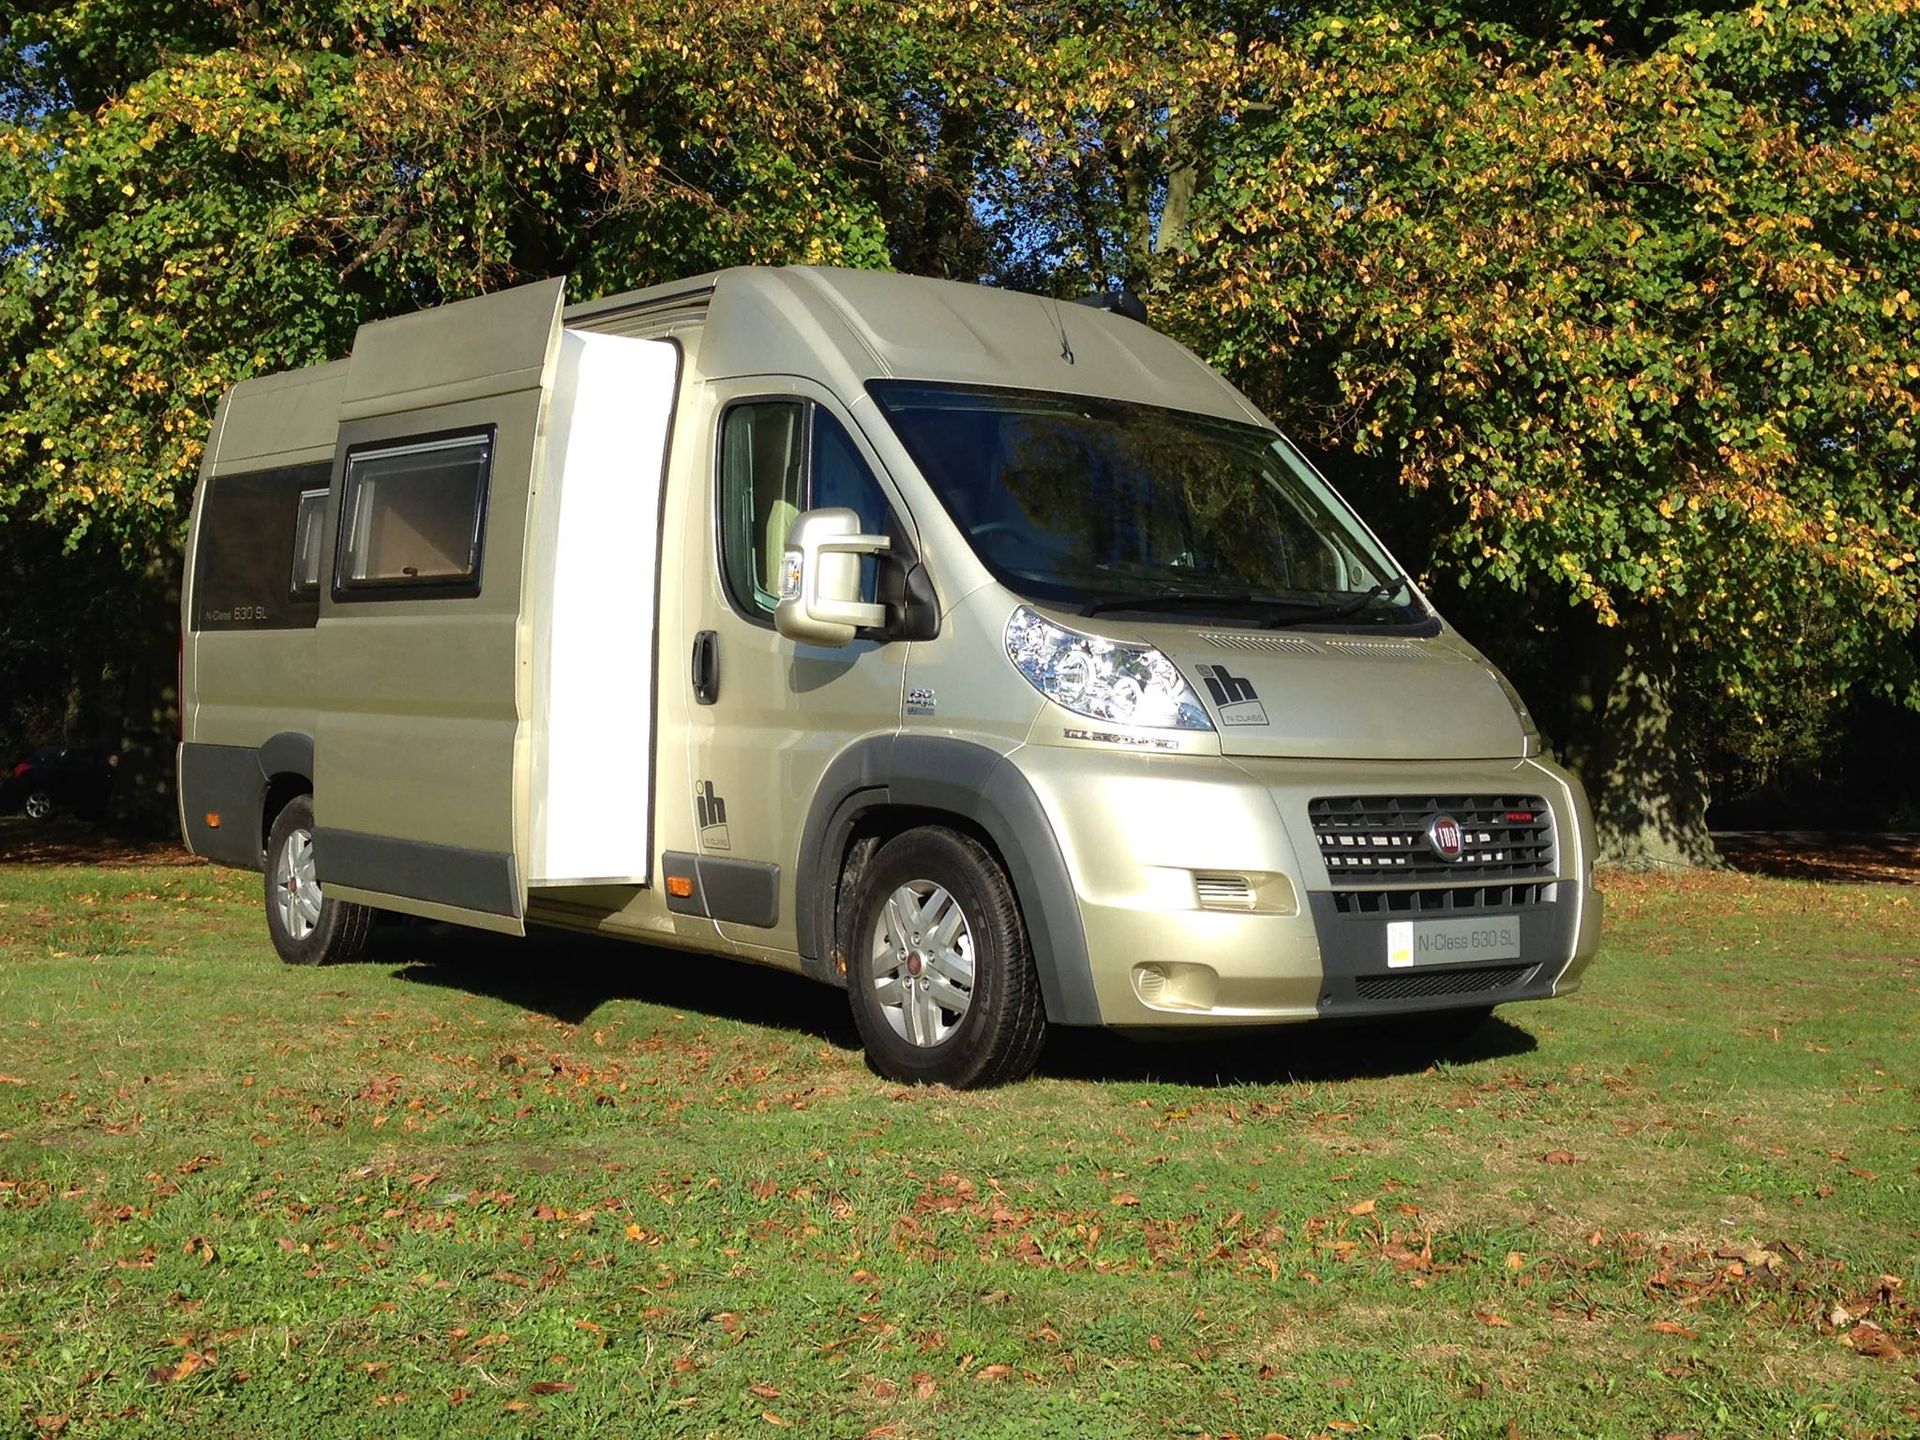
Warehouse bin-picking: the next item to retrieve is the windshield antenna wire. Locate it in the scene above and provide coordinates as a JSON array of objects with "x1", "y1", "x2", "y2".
[{"x1": 1049, "y1": 294, "x2": 1074, "y2": 365}]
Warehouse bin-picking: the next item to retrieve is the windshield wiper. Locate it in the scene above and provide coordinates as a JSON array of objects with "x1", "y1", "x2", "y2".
[
  {"x1": 1079, "y1": 590, "x2": 1263, "y2": 618},
  {"x1": 1261, "y1": 575, "x2": 1412, "y2": 628}
]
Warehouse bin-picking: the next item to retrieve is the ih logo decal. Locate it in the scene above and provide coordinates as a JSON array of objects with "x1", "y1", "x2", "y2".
[
  {"x1": 695, "y1": 780, "x2": 731, "y2": 851},
  {"x1": 1195, "y1": 664, "x2": 1269, "y2": 727}
]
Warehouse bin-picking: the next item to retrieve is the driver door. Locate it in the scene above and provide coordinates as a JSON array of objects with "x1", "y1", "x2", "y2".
[{"x1": 682, "y1": 378, "x2": 913, "y2": 953}]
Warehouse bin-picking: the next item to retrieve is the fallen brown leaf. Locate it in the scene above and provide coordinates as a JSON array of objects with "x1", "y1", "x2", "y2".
[
  {"x1": 526, "y1": 1381, "x2": 574, "y2": 1395},
  {"x1": 1844, "y1": 1322, "x2": 1904, "y2": 1361},
  {"x1": 976, "y1": 1364, "x2": 1014, "y2": 1381},
  {"x1": 1473, "y1": 1312, "x2": 1512, "y2": 1328},
  {"x1": 148, "y1": 1350, "x2": 211, "y2": 1384},
  {"x1": 1346, "y1": 1199, "x2": 1376, "y2": 1217},
  {"x1": 1541, "y1": 1150, "x2": 1577, "y2": 1166},
  {"x1": 1650, "y1": 1321, "x2": 1697, "y2": 1339}
]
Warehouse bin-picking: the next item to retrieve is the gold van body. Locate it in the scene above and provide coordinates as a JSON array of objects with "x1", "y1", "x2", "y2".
[{"x1": 179, "y1": 267, "x2": 1601, "y2": 1080}]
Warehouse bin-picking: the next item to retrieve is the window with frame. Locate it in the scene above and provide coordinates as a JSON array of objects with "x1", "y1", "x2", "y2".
[
  {"x1": 191, "y1": 461, "x2": 329, "y2": 631},
  {"x1": 290, "y1": 489, "x2": 328, "y2": 597},
  {"x1": 718, "y1": 403, "x2": 892, "y2": 618},
  {"x1": 336, "y1": 431, "x2": 493, "y2": 596}
]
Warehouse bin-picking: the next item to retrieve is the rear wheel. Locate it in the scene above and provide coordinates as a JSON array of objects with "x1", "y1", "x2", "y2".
[
  {"x1": 22, "y1": 790, "x2": 54, "y2": 822},
  {"x1": 844, "y1": 826, "x2": 1047, "y2": 1088},
  {"x1": 264, "y1": 795, "x2": 374, "y2": 966}
]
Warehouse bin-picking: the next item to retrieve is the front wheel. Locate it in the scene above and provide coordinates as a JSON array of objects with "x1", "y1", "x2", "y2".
[
  {"x1": 844, "y1": 827, "x2": 1048, "y2": 1088},
  {"x1": 22, "y1": 790, "x2": 54, "y2": 822},
  {"x1": 264, "y1": 795, "x2": 374, "y2": 966}
]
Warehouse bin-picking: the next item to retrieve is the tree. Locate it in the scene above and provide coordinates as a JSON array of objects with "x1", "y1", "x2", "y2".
[
  {"x1": 6, "y1": 0, "x2": 1917, "y2": 861},
  {"x1": 978, "y1": 0, "x2": 1920, "y2": 863},
  {"x1": 0, "y1": 0, "x2": 982, "y2": 794}
]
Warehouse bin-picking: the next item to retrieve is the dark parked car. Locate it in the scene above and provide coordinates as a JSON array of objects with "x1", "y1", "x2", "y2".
[{"x1": 2, "y1": 744, "x2": 117, "y2": 823}]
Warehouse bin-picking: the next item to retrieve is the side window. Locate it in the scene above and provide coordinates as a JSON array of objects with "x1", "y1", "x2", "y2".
[
  {"x1": 719, "y1": 403, "x2": 806, "y2": 615},
  {"x1": 191, "y1": 461, "x2": 330, "y2": 631},
  {"x1": 718, "y1": 401, "x2": 895, "y2": 619},
  {"x1": 290, "y1": 490, "x2": 327, "y2": 597},
  {"x1": 336, "y1": 432, "x2": 492, "y2": 597},
  {"x1": 810, "y1": 410, "x2": 890, "y2": 602}
]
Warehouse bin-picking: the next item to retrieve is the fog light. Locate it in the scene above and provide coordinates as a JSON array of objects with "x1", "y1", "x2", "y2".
[{"x1": 1131, "y1": 961, "x2": 1219, "y2": 1011}]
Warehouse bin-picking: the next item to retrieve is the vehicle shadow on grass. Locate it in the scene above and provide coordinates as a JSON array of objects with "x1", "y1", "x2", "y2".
[
  {"x1": 378, "y1": 920, "x2": 864, "y2": 1048},
  {"x1": 378, "y1": 920, "x2": 1537, "y2": 1088},
  {"x1": 1038, "y1": 1014, "x2": 1538, "y2": 1086}
]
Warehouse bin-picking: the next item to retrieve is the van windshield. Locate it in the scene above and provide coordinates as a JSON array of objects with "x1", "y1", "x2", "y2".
[{"x1": 866, "y1": 382, "x2": 1427, "y2": 627}]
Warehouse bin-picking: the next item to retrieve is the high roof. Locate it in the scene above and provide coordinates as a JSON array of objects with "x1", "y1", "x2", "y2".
[{"x1": 568, "y1": 266, "x2": 1267, "y2": 427}]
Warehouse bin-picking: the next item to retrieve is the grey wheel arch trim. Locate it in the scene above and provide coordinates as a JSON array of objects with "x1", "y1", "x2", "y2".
[
  {"x1": 794, "y1": 734, "x2": 1102, "y2": 1027},
  {"x1": 258, "y1": 730, "x2": 315, "y2": 785},
  {"x1": 178, "y1": 730, "x2": 316, "y2": 873}
]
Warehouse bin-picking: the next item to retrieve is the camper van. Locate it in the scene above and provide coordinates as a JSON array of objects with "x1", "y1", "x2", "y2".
[{"x1": 178, "y1": 266, "x2": 1602, "y2": 1087}]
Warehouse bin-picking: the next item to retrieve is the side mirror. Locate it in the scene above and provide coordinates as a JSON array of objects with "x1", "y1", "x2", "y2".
[{"x1": 774, "y1": 508, "x2": 890, "y2": 647}]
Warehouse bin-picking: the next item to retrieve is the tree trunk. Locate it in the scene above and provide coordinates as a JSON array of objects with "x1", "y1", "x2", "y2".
[
  {"x1": 1157, "y1": 161, "x2": 1196, "y2": 256},
  {"x1": 1556, "y1": 616, "x2": 1720, "y2": 868}
]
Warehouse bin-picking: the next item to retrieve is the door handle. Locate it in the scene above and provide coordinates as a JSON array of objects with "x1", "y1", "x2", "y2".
[{"x1": 691, "y1": 630, "x2": 719, "y2": 705}]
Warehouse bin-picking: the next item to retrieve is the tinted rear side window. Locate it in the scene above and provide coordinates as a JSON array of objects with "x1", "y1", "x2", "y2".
[{"x1": 191, "y1": 463, "x2": 329, "y2": 631}]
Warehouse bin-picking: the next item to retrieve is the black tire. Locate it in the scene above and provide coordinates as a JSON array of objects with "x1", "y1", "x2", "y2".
[
  {"x1": 264, "y1": 795, "x2": 374, "y2": 966},
  {"x1": 844, "y1": 826, "x2": 1048, "y2": 1088}
]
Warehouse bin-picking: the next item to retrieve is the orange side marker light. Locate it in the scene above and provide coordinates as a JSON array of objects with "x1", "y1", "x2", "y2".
[
  {"x1": 666, "y1": 875, "x2": 693, "y2": 898},
  {"x1": 205, "y1": 813, "x2": 222, "y2": 829}
]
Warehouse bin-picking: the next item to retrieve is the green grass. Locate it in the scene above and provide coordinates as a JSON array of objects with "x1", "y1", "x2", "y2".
[{"x1": 0, "y1": 861, "x2": 1914, "y2": 1439}]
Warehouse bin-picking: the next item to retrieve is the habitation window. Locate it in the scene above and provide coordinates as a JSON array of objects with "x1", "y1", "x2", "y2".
[
  {"x1": 191, "y1": 461, "x2": 330, "y2": 631},
  {"x1": 336, "y1": 431, "x2": 492, "y2": 597},
  {"x1": 290, "y1": 489, "x2": 327, "y2": 597},
  {"x1": 717, "y1": 402, "x2": 891, "y2": 619}
]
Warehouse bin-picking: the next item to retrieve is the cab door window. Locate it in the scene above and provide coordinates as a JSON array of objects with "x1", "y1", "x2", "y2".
[{"x1": 718, "y1": 401, "x2": 892, "y2": 619}]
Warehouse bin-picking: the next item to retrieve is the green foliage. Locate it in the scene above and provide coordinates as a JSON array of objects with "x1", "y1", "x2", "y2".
[
  {"x1": 3, "y1": 0, "x2": 1919, "y2": 842},
  {"x1": 0, "y1": 0, "x2": 962, "y2": 556},
  {"x1": 1145, "y1": 4, "x2": 1920, "y2": 807}
]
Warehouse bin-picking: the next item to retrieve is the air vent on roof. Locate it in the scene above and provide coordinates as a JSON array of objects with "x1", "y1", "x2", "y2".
[{"x1": 1073, "y1": 288, "x2": 1150, "y2": 325}]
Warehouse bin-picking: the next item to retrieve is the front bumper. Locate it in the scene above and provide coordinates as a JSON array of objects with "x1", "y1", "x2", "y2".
[{"x1": 1012, "y1": 746, "x2": 1601, "y2": 1027}]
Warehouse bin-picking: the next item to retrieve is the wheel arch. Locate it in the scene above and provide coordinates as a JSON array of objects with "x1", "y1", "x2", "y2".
[
  {"x1": 257, "y1": 731, "x2": 317, "y2": 856},
  {"x1": 794, "y1": 734, "x2": 1102, "y2": 1026}
]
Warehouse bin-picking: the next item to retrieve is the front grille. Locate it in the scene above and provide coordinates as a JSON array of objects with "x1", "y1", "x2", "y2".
[
  {"x1": 1309, "y1": 794, "x2": 1556, "y2": 886},
  {"x1": 1355, "y1": 963, "x2": 1537, "y2": 1001},
  {"x1": 1332, "y1": 881, "x2": 1556, "y2": 916}
]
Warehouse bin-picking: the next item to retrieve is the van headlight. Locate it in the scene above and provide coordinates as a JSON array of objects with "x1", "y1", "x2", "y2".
[{"x1": 1005, "y1": 606, "x2": 1214, "y2": 730}]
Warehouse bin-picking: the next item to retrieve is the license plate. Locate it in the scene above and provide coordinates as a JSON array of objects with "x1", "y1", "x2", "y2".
[{"x1": 1386, "y1": 915, "x2": 1522, "y2": 969}]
